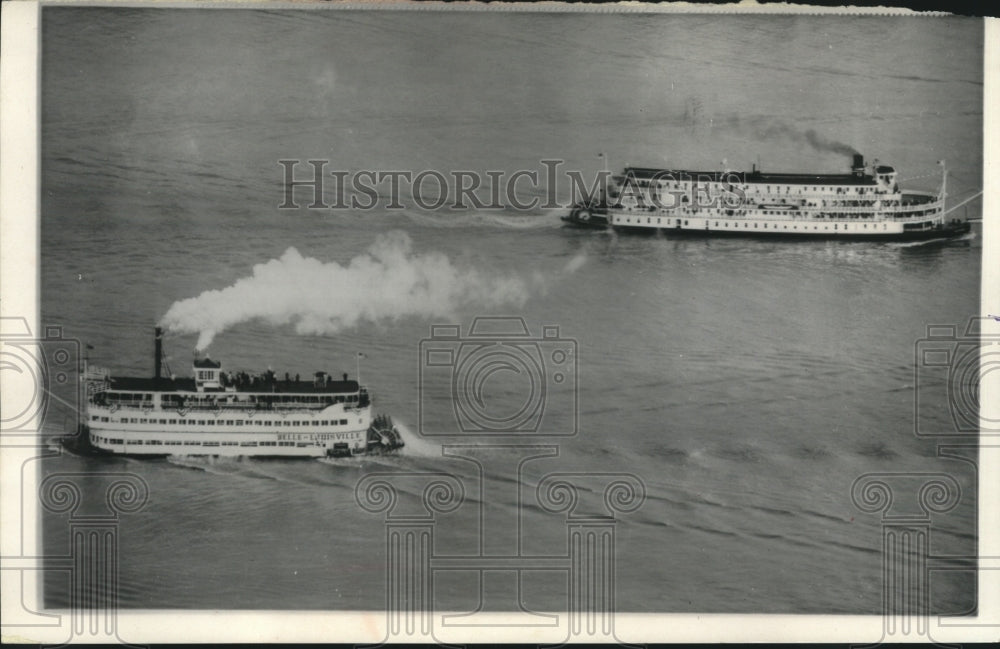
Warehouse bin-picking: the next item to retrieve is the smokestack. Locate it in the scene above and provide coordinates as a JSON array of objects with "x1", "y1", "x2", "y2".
[
  {"x1": 154, "y1": 326, "x2": 163, "y2": 379},
  {"x1": 852, "y1": 153, "x2": 865, "y2": 176}
]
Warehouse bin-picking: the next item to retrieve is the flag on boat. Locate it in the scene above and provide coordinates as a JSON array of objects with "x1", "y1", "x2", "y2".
[{"x1": 357, "y1": 352, "x2": 367, "y2": 358}]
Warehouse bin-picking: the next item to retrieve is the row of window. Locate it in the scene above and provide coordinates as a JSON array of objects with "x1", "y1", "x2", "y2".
[
  {"x1": 159, "y1": 394, "x2": 360, "y2": 405},
  {"x1": 92, "y1": 415, "x2": 351, "y2": 426},
  {"x1": 629, "y1": 181, "x2": 886, "y2": 196},
  {"x1": 617, "y1": 216, "x2": 893, "y2": 231},
  {"x1": 91, "y1": 434, "x2": 310, "y2": 449},
  {"x1": 108, "y1": 393, "x2": 361, "y2": 405},
  {"x1": 617, "y1": 204, "x2": 908, "y2": 218},
  {"x1": 101, "y1": 393, "x2": 152, "y2": 402}
]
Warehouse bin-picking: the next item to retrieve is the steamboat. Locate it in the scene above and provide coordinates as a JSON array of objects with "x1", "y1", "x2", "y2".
[
  {"x1": 562, "y1": 154, "x2": 975, "y2": 239},
  {"x1": 78, "y1": 328, "x2": 404, "y2": 458}
]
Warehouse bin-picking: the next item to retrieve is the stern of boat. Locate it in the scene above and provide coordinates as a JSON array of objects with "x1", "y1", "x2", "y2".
[
  {"x1": 366, "y1": 414, "x2": 405, "y2": 455},
  {"x1": 328, "y1": 413, "x2": 405, "y2": 457},
  {"x1": 561, "y1": 201, "x2": 609, "y2": 228}
]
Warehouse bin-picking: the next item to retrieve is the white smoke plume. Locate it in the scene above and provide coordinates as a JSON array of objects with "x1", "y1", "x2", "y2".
[{"x1": 159, "y1": 231, "x2": 532, "y2": 350}]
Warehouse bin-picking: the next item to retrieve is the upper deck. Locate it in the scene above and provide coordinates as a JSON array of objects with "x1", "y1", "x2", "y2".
[
  {"x1": 623, "y1": 167, "x2": 880, "y2": 186},
  {"x1": 91, "y1": 373, "x2": 370, "y2": 412},
  {"x1": 106, "y1": 375, "x2": 361, "y2": 395},
  {"x1": 86, "y1": 329, "x2": 372, "y2": 413}
]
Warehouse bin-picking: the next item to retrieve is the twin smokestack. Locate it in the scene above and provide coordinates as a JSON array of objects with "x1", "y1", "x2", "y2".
[{"x1": 852, "y1": 153, "x2": 866, "y2": 177}]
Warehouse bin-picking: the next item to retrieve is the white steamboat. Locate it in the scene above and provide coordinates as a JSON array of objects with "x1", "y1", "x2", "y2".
[
  {"x1": 81, "y1": 328, "x2": 403, "y2": 458},
  {"x1": 563, "y1": 154, "x2": 974, "y2": 239}
]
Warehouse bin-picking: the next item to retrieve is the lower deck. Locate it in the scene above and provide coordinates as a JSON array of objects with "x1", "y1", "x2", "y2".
[
  {"x1": 608, "y1": 212, "x2": 952, "y2": 236},
  {"x1": 87, "y1": 427, "x2": 369, "y2": 456}
]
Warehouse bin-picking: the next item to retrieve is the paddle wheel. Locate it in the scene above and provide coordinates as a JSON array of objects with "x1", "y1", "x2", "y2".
[{"x1": 364, "y1": 414, "x2": 405, "y2": 455}]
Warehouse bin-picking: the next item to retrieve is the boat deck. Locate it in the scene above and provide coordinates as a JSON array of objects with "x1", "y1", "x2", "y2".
[
  {"x1": 624, "y1": 167, "x2": 879, "y2": 186},
  {"x1": 107, "y1": 376, "x2": 361, "y2": 395}
]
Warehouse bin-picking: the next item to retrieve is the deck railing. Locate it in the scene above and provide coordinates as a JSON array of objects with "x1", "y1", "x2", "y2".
[{"x1": 614, "y1": 199, "x2": 945, "y2": 222}]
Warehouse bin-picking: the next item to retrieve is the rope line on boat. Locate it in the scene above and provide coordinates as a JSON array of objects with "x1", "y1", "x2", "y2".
[
  {"x1": 897, "y1": 171, "x2": 943, "y2": 182},
  {"x1": 942, "y1": 190, "x2": 983, "y2": 218}
]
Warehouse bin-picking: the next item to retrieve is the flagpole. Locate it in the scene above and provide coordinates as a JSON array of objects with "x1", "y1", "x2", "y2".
[
  {"x1": 939, "y1": 159, "x2": 947, "y2": 208},
  {"x1": 598, "y1": 152, "x2": 609, "y2": 206},
  {"x1": 356, "y1": 352, "x2": 361, "y2": 385}
]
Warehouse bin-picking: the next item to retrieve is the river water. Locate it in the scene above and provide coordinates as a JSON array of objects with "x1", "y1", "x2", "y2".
[{"x1": 39, "y1": 7, "x2": 982, "y2": 614}]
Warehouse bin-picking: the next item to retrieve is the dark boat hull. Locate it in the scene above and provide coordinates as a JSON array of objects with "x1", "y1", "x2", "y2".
[{"x1": 561, "y1": 205, "x2": 609, "y2": 229}]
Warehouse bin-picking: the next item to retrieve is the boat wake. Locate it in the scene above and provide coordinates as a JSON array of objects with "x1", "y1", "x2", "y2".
[
  {"x1": 167, "y1": 454, "x2": 367, "y2": 487},
  {"x1": 889, "y1": 231, "x2": 975, "y2": 248},
  {"x1": 392, "y1": 420, "x2": 441, "y2": 459},
  {"x1": 889, "y1": 237, "x2": 950, "y2": 248},
  {"x1": 165, "y1": 454, "x2": 281, "y2": 479},
  {"x1": 403, "y1": 210, "x2": 562, "y2": 230}
]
